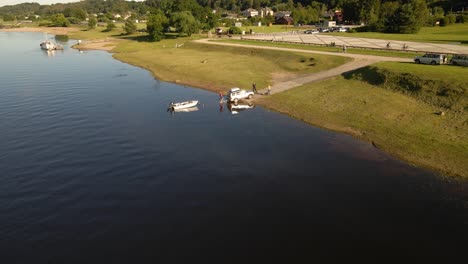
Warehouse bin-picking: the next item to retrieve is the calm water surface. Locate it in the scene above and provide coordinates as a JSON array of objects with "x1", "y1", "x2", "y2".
[{"x1": 0, "y1": 32, "x2": 466, "y2": 263}]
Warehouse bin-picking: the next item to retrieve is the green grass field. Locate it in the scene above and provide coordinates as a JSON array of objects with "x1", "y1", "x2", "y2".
[
  {"x1": 331, "y1": 24, "x2": 468, "y2": 45},
  {"x1": 261, "y1": 62, "x2": 468, "y2": 178},
  {"x1": 214, "y1": 39, "x2": 419, "y2": 58},
  {"x1": 112, "y1": 37, "x2": 350, "y2": 92}
]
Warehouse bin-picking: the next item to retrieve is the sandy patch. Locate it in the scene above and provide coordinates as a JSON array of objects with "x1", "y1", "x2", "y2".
[
  {"x1": 74, "y1": 40, "x2": 118, "y2": 51},
  {"x1": 0, "y1": 27, "x2": 79, "y2": 35}
]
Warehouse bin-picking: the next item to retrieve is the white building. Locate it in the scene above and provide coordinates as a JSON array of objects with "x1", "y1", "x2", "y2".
[{"x1": 242, "y1": 8, "x2": 259, "y2": 18}]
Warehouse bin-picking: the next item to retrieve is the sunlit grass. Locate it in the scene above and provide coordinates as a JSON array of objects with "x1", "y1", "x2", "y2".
[
  {"x1": 331, "y1": 24, "x2": 468, "y2": 45},
  {"x1": 262, "y1": 64, "x2": 468, "y2": 177}
]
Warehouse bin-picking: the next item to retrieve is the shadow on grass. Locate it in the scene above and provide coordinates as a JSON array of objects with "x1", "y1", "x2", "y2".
[{"x1": 118, "y1": 33, "x2": 182, "y2": 42}]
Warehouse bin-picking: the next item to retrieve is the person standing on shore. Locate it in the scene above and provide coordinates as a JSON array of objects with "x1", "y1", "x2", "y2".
[
  {"x1": 267, "y1": 84, "x2": 271, "y2": 95},
  {"x1": 252, "y1": 83, "x2": 257, "y2": 93}
]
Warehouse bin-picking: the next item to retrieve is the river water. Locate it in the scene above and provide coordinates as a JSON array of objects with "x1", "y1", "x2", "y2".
[{"x1": 0, "y1": 32, "x2": 466, "y2": 263}]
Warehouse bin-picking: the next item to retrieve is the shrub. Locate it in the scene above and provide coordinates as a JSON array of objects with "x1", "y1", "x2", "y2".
[
  {"x1": 439, "y1": 17, "x2": 449, "y2": 27},
  {"x1": 447, "y1": 14, "x2": 456, "y2": 24},
  {"x1": 228, "y1": 26, "x2": 242, "y2": 34},
  {"x1": 344, "y1": 66, "x2": 467, "y2": 111},
  {"x1": 456, "y1": 14, "x2": 468, "y2": 23},
  {"x1": 104, "y1": 21, "x2": 116, "y2": 32}
]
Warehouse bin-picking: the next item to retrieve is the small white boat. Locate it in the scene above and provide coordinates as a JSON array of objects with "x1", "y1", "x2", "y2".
[
  {"x1": 173, "y1": 106, "x2": 199, "y2": 112},
  {"x1": 169, "y1": 100, "x2": 198, "y2": 110},
  {"x1": 40, "y1": 40, "x2": 56, "y2": 50},
  {"x1": 40, "y1": 40, "x2": 63, "y2": 51}
]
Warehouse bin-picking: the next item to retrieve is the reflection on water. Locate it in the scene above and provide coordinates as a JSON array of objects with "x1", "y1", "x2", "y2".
[
  {"x1": 226, "y1": 101, "x2": 255, "y2": 114},
  {"x1": 42, "y1": 49, "x2": 56, "y2": 57}
]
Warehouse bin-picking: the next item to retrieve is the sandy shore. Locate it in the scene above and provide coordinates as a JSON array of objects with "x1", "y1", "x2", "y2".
[
  {"x1": 1, "y1": 27, "x2": 117, "y2": 51},
  {"x1": 73, "y1": 39, "x2": 118, "y2": 51},
  {"x1": 0, "y1": 26, "x2": 80, "y2": 35}
]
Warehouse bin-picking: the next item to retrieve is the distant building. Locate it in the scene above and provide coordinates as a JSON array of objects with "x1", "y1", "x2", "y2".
[
  {"x1": 334, "y1": 10, "x2": 343, "y2": 23},
  {"x1": 259, "y1": 7, "x2": 274, "y2": 18},
  {"x1": 234, "y1": 22, "x2": 242, "y2": 27},
  {"x1": 242, "y1": 8, "x2": 259, "y2": 18},
  {"x1": 275, "y1": 11, "x2": 291, "y2": 20},
  {"x1": 276, "y1": 16, "x2": 294, "y2": 25},
  {"x1": 322, "y1": 20, "x2": 336, "y2": 28}
]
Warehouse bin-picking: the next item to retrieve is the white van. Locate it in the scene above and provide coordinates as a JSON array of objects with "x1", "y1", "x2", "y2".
[
  {"x1": 414, "y1": 53, "x2": 448, "y2": 65},
  {"x1": 450, "y1": 54, "x2": 468, "y2": 66}
]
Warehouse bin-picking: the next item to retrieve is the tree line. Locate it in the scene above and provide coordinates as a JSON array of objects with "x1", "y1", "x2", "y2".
[{"x1": 1, "y1": 0, "x2": 466, "y2": 38}]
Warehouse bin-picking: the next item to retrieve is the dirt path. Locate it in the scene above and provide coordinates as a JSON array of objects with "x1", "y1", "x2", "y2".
[{"x1": 195, "y1": 39, "x2": 411, "y2": 95}]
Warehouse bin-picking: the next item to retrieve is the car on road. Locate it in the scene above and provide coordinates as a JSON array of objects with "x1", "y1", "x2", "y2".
[
  {"x1": 227, "y1": 87, "x2": 254, "y2": 104},
  {"x1": 414, "y1": 53, "x2": 448, "y2": 65},
  {"x1": 450, "y1": 54, "x2": 468, "y2": 66},
  {"x1": 304, "y1": 29, "x2": 319, "y2": 34}
]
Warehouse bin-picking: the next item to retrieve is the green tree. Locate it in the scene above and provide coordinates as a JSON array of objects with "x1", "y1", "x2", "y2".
[
  {"x1": 2, "y1": 14, "x2": 15, "y2": 21},
  {"x1": 88, "y1": 16, "x2": 97, "y2": 29},
  {"x1": 124, "y1": 19, "x2": 137, "y2": 34},
  {"x1": 105, "y1": 21, "x2": 116, "y2": 31},
  {"x1": 50, "y1": 13, "x2": 70, "y2": 27},
  {"x1": 169, "y1": 11, "x2": 200, "y2": 36},
  {"x1": 147, "y1": 10, "x2": 168, "y2": 41}
]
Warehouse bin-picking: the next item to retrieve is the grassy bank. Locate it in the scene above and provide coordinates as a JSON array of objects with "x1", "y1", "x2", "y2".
[
  {"x1": 63, "y1": 28, "x2": 467, "y2": 178},
  {"x1": 261, "y1": 62, "x2": 467, "y2": 178},
  {"x1": 111, "y1": 37, "x2": 351, "y2": 92},
  {"x1": 332, "y1": 24, "x2": 468, "y2": 45}
]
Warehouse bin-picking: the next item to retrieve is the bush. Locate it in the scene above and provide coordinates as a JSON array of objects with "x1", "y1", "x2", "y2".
[
  {"x1": 344, "y1": 66, "x2": 467, "y2": 111},
  {"x1": 104, "y1": 21, "x2": 116, "y2": 32},
  {"x1": 447, "y1": 14, "x2": 456, "y2": 24},
  {"x1": 439, "y1": 17, "x2": 449, "y2": 27},
  {"x1": 228, "y1": 26, "x2": 242, "y2": 34},
  {"x1": 456, "y1": 14, "x2": 468, "y2": 23}
]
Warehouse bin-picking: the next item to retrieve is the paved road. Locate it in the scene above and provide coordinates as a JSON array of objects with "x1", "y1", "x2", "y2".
[
  {"x1": 241, "y1": 32, "x2": 468, "y2": 54},
  {"x1": 195, "y1": 38, "x2": 411, "y2": 95}
]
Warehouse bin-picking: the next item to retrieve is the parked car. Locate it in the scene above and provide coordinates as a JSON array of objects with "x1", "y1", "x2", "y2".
[
  {"x1": 414, "y1": 53, "x2": 448, "y2": 65},
  {"x1": 336, "y1": 27, "x2": 347, "y2": 32},
  {"x1": 226, "y1": 87, "x2": 254, "y2": 104},
  {"x1": 304, "y1": 29, "x2": 319, "y2": 34},
  {"x1": 450, "y1": 54, "x2": 468, "y2": 66}
]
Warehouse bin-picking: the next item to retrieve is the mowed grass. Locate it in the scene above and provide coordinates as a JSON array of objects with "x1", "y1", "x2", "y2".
[
  {"x1": 261, "y1": 64, "x2": 468, "y2": 178},
  {"x1": 112, "y1": 37, "x2": 351, "y2": 92},
  {"x1": 332, "y1": 24, "x2": 468, "y2": 45},
  {"x1": 216, "y1": 39, "x2": 419, "y2": 58}
]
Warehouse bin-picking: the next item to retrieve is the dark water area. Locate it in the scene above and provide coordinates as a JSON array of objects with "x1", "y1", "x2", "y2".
[{"x1": 0, "y1": 32, "x2": 466, "y2": 263}]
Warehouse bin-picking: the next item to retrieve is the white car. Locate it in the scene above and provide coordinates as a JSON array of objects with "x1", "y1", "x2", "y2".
[
  {"x1": 304, "y1": 29, "x2": 319, "y2": 34},
  {"x1": 414, "y1": 53, "x2": 448, "y2": 65},
  {"x1": 226, "y1": 87, "x2": 254, "y2": 103}
]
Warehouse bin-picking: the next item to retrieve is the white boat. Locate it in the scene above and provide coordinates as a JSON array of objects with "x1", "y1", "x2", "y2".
[
  {"x1": 40, "y1": 40, "x2": 63, "y2": 51},
  {"x1": 168, "y1": 100, "x2": 198, "y2": 110},
  {"x1": 173, "y1": 106, "x2": 199, "y2": 113},
  {"x1": 40, "y1": 40, "x2": 57, "y2": 50}
]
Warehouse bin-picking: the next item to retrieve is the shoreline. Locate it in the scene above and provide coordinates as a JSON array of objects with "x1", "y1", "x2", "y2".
[{"x1": 3, "y1": 28, "x2": 465, "y2": 179}]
